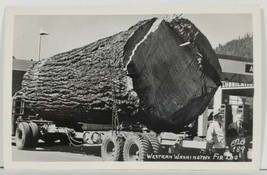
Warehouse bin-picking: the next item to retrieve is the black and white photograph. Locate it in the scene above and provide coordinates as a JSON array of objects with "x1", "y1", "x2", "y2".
[{"x1": 2, "y1": 6, "x2": 262, "y2": 170}]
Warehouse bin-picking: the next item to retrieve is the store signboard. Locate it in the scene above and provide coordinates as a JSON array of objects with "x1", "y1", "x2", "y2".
[
  {"x1": 245, "y1": 64, "x2": 253, "y2": 73},
  {"x1": 219, "y1": 59, "x2": 253, "y2": 76}
]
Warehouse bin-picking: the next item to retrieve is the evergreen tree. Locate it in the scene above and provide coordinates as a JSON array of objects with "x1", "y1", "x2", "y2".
[{"x1": 215, "y1": 33, "x2": 253, "y2": 59}]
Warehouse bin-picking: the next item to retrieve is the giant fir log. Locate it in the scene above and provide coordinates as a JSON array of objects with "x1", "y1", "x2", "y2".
[{"x1": 21, "y1": 16, "x2": 222, "y2": 132}]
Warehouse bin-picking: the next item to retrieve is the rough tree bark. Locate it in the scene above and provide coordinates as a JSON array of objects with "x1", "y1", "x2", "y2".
[{"x1": 20, "y1": 16, "x2": 222, "y2": 132}]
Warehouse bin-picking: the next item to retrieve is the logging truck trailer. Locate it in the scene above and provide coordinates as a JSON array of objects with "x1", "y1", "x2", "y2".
[
  {"x1": 14, "y1": 117, "x2": 212, "y2": 161},
  {"x1": 13, "y1": 92, "x2": 212, "y2": 161}
]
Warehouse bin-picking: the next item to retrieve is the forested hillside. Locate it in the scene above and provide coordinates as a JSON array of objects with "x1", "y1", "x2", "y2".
[{"x1": 215, "y1": 33, "x2": 253, "y2": 59}]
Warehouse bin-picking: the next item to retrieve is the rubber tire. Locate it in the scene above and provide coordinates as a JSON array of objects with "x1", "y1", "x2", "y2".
[
  {"x1": 101, "y1": 134, "x2": 121, "y2": 161},
  {"x1": 15, "y1": 122, "x2": 32, "y2": 150},
  {"x1": 115, "y1": 134, "x2": 126, "y2": 161},
  {"x1": 29, "y1": 122, "x2": 39, "y2": 148},
  {"x1": 123, "y1": 133, "x2": 152, "y2": 161},
  {"x1": 144, "y1": 133, "x2": 161, "y2": 154}
]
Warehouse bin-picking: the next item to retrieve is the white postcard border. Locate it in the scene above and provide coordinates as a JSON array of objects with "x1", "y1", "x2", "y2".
[{"x1": 3, "y1": 5, "x2": 262, "y2": 170}]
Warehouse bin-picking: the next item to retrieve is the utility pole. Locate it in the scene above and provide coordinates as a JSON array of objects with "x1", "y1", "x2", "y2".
[{"x1": 38, "y1": 28, "x2": 49, "y2": 61}]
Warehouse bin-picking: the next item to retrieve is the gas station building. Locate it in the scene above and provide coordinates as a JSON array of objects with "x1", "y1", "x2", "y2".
[{"x1": 198, "y1": 54, "x2": 253, "y2": 138}]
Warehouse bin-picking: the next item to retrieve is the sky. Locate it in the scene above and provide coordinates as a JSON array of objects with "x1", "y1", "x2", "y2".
[{"x1": 13, "y1": 14, "x2": 252, "y2": 60}]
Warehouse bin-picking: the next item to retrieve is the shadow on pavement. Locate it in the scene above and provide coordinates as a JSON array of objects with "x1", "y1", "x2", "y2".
[{"x1": 12, "y1": 139, "x2": 101, "y2": 157}]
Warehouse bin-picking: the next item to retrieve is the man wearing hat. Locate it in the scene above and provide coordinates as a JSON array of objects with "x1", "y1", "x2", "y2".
[{"x1": 206, "y1": 112, "x2": 226, "y2": 149}]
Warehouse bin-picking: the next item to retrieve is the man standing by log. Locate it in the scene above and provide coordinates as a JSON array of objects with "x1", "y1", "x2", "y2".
[{"x1": 206, "y1": 112, "x2": 226, "y2": 149}]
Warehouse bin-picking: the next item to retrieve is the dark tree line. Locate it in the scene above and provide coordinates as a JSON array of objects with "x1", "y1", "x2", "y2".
[{"x1": 215, "y1": 33, "x2": 253, "y2": 59}]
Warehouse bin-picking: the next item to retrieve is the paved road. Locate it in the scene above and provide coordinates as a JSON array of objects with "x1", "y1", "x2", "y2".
[{"x1": 12, "y1": 138, "x2": 102, "y2": 162}]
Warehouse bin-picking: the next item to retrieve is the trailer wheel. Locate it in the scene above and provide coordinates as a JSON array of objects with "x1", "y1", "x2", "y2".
[
  {"x1": 115, "y1": 134, "x2": 126, "y2": 161},
  {"x1": 144, "y1": 133, "x2": 161, "y2": 154},
  {"x1": 101, "y1": 134, "x2": 121, "y2": 161},
  {"x1": 29, "y1": 122, "x2": 39, "y2": 148},
  {"x1": 123, "y1": 133, "x2": 152, "y2": 161},
  {"x1": 15, "y1": 122, "x2": 32, "y2": 150}
]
